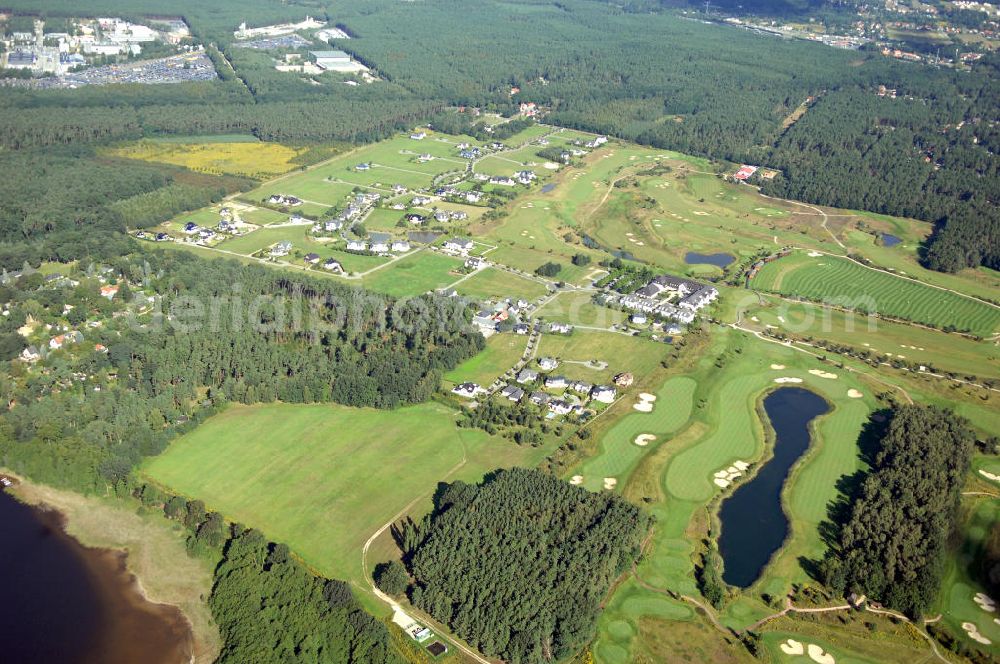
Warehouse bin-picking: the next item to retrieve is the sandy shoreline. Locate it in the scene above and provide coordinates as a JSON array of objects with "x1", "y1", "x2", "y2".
[{"x1": 7, "y1": 473, "x2": 219, "y2": 663}]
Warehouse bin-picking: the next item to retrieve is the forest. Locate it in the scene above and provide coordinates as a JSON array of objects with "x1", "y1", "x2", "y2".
[
  {"x1": 210, "y1": 528, "x2": 401, "y2": 664},
  {"x1": 395, "y1": 468, "x2": 651, "y2": 663},
  {"x1": 0, "y1": 0, "x2": 996, "y2": 271},
  {"x1": 820, "y1": 405, "x2": 976, "y2": 616},
  {"x1": 0, "y1": 249, "x2": 483, "y2": 492}
]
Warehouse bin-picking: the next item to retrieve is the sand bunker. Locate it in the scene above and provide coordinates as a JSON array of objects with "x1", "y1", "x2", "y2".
[
  {"x1": 978, "y1": 470, "x2": 1000, "y2": 482},
  {"x1": 639, "y1": 392, "x2": 657, "y2": 401},
  {"x1": 807, "y1": 644, "x2": 836, "y2": 664},
  {"x1": 774, "y1": 377, "x2": 803, "y2": 384},
  {"x1": 770, "y1": 364, "x2": 786, "y2": 370},
  {"x1": 543, "y1": 162, "x2": 560, "y2": 170},
  {"x1": 962, "y1": 622, "x2": 992, "y2": 645},
  {"x1": 634, "y1": 434, "x2": 657, "y2": 447},
  {"x1": 847, "y1": 389, "x2": 864, "y2": 399},
  {"x1": 974, "y1": 593, "x2": 997, "y2": 612},
  {"x1": 751, "y1": 316, "x2": 760, "y2": 322},
  {"x1": 693, "y1": 211, "x2": 709, "y2": 216},
  {"x1": 808, "y1": 369, "x2": 838, "y2": 379},
  {"x1": 603, "y1": 477, "x2": 618, "y2": 490},
  {"x1": 633, "y1": 402, "x2": 653, "y2": 412},
  {"x1": 570, "y1": 475, "x2": 583, "y2": 485},
  {"x1": 779, "y1": 639, "x2": 804, "y2": 655},
  {"x1": 713, "y1": 461, "x2": 747, "y2": 489},
  {"x1": 807, "y1": 251, "x2": 822, "y2": 257}
]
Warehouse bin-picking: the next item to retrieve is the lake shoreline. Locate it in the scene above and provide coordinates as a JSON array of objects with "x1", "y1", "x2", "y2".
[{"x1": 4, "y1": 472, "x2": 219, "y2": 664}]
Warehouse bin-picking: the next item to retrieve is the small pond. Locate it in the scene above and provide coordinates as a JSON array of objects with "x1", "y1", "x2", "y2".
[
  {"x1": 541, "y1": 183, "x2": 556, "y2": 193},
  {"x1": 684, "y1": 252, "x2": 734, "y2": 268},
  {"x1": 717, "y1": 387, "x2": 830, "y2": 588},
  {"x1": 880, "y1": 232, "x2": 902, "y2": 247}
]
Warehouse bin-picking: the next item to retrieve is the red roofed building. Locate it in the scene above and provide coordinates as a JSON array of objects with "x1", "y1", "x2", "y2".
[{"x1": 734, "y1": 165, "x2": 758, "y2": 181}]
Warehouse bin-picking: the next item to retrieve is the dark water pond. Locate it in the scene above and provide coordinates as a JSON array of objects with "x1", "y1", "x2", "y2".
[
  {"x1": 0, "y1": 490, "x2": 192, "y2": 664},
  {"x1": 717, "y1": 387, "x2": 830, "y2": 588},
  {"x1": 541, "y1": 183, "x2": 556, "y2": 193},
  {"x1": 880, "y1": 233, "x2": 902, "y2": 247},
  {"x1": 684, "y1": 251, "x2": 734, "y2": 268}
]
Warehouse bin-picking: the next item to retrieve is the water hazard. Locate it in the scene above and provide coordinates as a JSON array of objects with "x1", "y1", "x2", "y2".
[{"x1": 717, "y1": 387, "x2": 830, "y2": 587}]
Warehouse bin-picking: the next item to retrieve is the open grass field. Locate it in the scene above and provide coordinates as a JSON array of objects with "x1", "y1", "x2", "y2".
[
  {"x1": 533, "y1": 291, "x2": 626, "y2": 328},
  {"x1": 443, "y1": 333, "x2": 528, "y2": 388},
  {"x1": 535, "y1": 330, "x2": 668, "y2": 384},
  {"x1": 142, "y1": 402, "x2": 549, "y2": 593},
  {"x1": 110, "y1": 140, "x2": 307, "y2": 179},
  {"x1": 452, "y1": 267, "x2": 551, "y2": 302},
  {"x1": 361, "y1": 251, "x2": 463, "y2": 297},
  {"x1": 753, "y1": 251, "x2": 1000, "y2": 337}
]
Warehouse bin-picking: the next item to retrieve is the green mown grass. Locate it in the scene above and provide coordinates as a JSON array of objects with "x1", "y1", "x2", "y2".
[
  {"x1": 752, "y1": 251, "x2": 1000, "y2": 337},
  {"x1": 443, "y1": 333, "x2": 528, "y2": 387},
  {"x1": 361, "y1": 251, "x2": 463, "y2": 297},
  {"x1": 143, "y1": 402, "x2": 547, "y2": 590}
]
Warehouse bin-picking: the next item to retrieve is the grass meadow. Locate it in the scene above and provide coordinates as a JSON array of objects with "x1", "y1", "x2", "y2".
[
  {"x1": 443, "y1": 333, "x2": 528, "y2": 388},
  {"x1": 143, "y1": 402, "x2": 550, "y2": 593}
]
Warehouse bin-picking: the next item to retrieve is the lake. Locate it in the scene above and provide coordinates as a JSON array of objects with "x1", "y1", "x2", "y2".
[
  {"x1": 0, "y1": 489, "x2": 193, "y2": 664},
  {"x1": 717, "y1": 387, "x2": 830, "y2": 588},
  {"x1": 684, "y1": 251, "x2": 734, "y2": 268}
]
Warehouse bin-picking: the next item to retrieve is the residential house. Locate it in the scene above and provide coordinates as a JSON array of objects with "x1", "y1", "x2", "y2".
[
  {"x1": 630, "y1": 313, "x2": 647, "y2": 325},
  {"x1": 410, "y1": 131, "x2": 427, "y2": 140},
  {"x1": 369, "y1": 233, "x2": 391, "y2": 253},
  {"x1": 406, "y1": 214, "x2": 426, "y2": 225},
  {"x1": 346, "y1": 240, "x2": 367, "y2": 252},
  {"x1": 304, "y1": 253, "x2": 321, "y2": 264},
  {"x1": 451, "y1": 382, "x2": 482, "y2": 398},
  {"x1": 391, "y1": 241, "x2": 411, "y2": 253},
  {"x1": 465, "y1": 257, "x2": 485, "y2": 270},
  {"x1": 548, "y1": 399, "x2": 573, "y2": 416},
  {"x1": 270, "y1": 241, "x2": 293, "y2": 257},
  {"x1": 323, "y1": 258, "x2": 343, "y2": 272},
  {"x1": 465, "y1": 191, "x2": 484, "y2": 204},
  {"x1": 100, "y1": 285, "x2": 119, "y2": 300},
  {"x1": 434, "y1": 210, "x2": 451, "y2": 223},
  {"x1": 548, "y1": 322, "x2": 572, "y2": 334},
  {"x1": 613, "y1": 372, "x2": 634, "y2": 388},
  {"x1": 537, "y1": 357, "x2": 558, "y2": 371},
  {"x1": 324, "y1": 220, "x2": 344, "y2": 232},
  {"x1": 570, "y1": 380, "x2": 593, "y2": 395},
  {"x1": 544, "y1": 375, "x2": 568, "y2": 390},
  {"x1": 516, "y1": 368, "x2": 538, "y2": 384},
  {"x1": 513, "y1": 323, "x2": 529, "y2": 335},
  {"x1": 443, "y1": 237, "x2": 474, "y2": 253},
  {"x1": 590, "y1": 385, "x2": 617, "y2": 403},
  {"x1": 489, "y1": 176, "x2": 516, "y2": 186},
  {"x1": 355, "y1": 163, "x2": 371, "y2": 171},
  {"x1": 529, "y1": 391, "x2": 551, "y2": 406},
  {"x1": 20, "y1": 346, "x2": 40, "y2": 363},
  {"x1": 500, "y1": 385, "x2": 525, "y2": 402},
  {"x1": 182, "y1": 222, "x2": 200, "y2": 234}
]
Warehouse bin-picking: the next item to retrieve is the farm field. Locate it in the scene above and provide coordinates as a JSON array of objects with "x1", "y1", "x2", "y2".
[
  {"x1": 361, "y1": 251, "x2": 463, "y2": 297},
  {"x1": 752, "y1": 250, "x2": 1000, "y2": 337},
  {"x1": 443, "y1": 333, "x2": 529, "y2": 388},
  {"x1": 142, "y1": 402, "x2": 550, "y2": 592},
  {"x1": 109, "y1": 139, "x2": 308, "y2": 178}
]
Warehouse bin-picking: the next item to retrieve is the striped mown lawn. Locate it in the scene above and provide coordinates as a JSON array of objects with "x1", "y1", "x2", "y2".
[{"x1": 753, "y1": 251, "x2": 1000, "y2": 337}]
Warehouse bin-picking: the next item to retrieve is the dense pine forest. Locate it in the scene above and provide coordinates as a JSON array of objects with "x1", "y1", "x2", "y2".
[
  {"x1": 0, "y1": 250, "x2": 483, "y2": 492},
  {"x1": 210, "y1": 529, "x2": 401, "y2": 664},
  {"x1": 395, "y1": 468, "x2": 651, "y2": 663},
  {"x1": 821, "y1": 405, "x2": 976, "y2": 616},
  {"x1": 0, "y1": 0, "x2": 996, "y2": 271}
]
